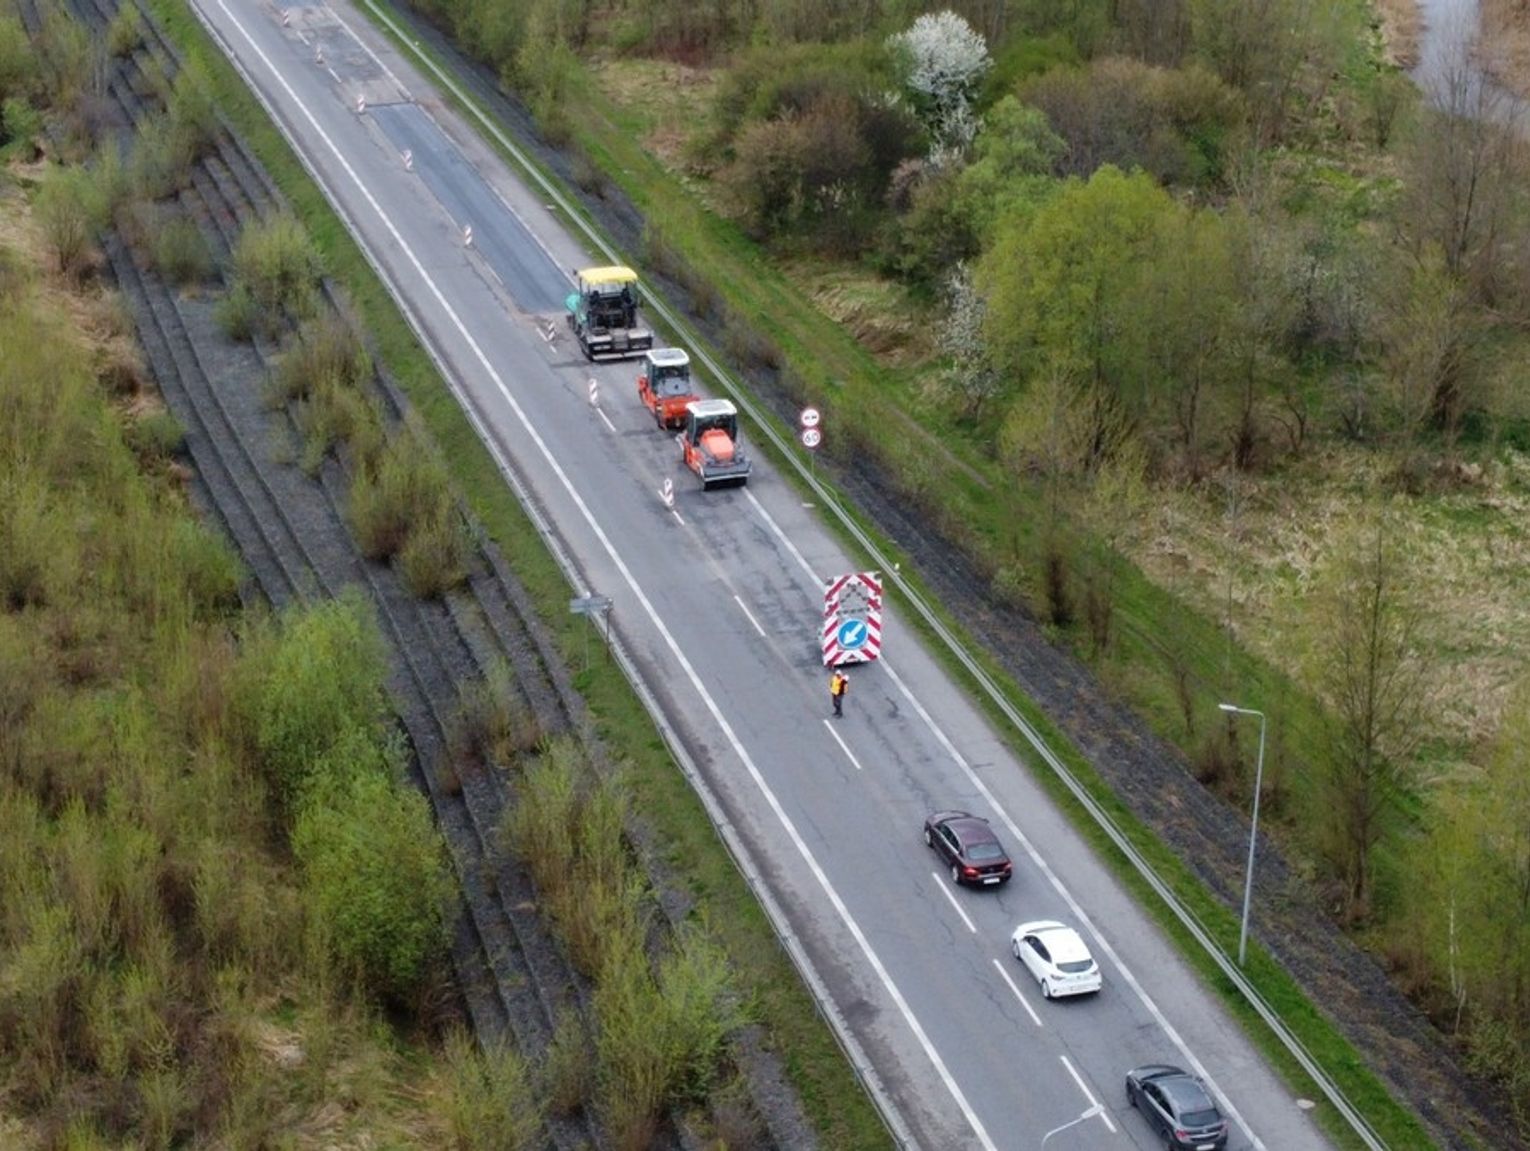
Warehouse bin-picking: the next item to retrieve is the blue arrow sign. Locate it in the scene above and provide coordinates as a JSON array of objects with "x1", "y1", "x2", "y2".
[{"x1": 837, "y1": 618, "x2": 868, "y2": 650}]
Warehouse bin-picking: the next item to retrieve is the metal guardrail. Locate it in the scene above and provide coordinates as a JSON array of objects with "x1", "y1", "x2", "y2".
[{"x1": 340, "y1": 5, "x2": 1391, "y2": 1147}]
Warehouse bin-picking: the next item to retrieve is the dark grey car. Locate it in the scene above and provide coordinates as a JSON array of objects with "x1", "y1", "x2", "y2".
[{"x1": 1125, "y1": 1064, "x2": 1229, "y2": 1150}]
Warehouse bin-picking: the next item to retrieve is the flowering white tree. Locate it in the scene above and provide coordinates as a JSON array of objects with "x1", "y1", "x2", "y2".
[
  {"x1": 937, "y1": 263, "x2": 1002, "y2": 415},
  {"x1": 888, "y1": 11, "x2": 992, "y2": 156}
]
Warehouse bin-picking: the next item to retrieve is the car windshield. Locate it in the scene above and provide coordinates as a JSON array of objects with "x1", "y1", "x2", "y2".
[
  {"x1": 966, "y1": 842, "x2": 1003, "y2": 861},
  {"x1": 1058, "y1": 959, "x2": 1094, "y2": 974},
  {"x1": 1181, "y1": 1109, "x2": 1221, "y2": 1127}
]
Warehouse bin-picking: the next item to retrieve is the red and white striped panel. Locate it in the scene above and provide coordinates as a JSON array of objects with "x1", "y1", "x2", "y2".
[{"x1": 822, "y1": 571, "x2": 883, "y2": 666}]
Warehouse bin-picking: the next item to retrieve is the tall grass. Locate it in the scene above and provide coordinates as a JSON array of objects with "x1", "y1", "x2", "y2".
[
  {"x1": 0, "y1": 190, "x2": 457, "y2": 1144},
  {"x1": 220, "y1": 213, "x2": 320, "y2": 339},
  {"x1": 440, "y1": 1030, "x2": 544, "y2": 1151},
  {"x1": 502, "y1": 738, "x2": 747, "y2": 1140},
  {"x1": 348, "y1": 423, "x2": 466, "y2": 596}
]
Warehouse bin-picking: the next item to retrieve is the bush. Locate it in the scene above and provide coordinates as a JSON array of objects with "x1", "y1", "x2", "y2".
[
  {"x1": 397, "y1": 506, "x2": 465, "y2": 599},
  {"x1": 295, "y1": 376, "x2": 379, "y2": 475},
  {"x1": 0, "y1": 17, "x2": 41, "y2": 105},
  {"x1": 441, "y1": 1030, "x2": 544, "y2": 1151},
  {"x1": 124, "y1": 408, "x2": 186, "y2": 461},
  {"x1": 150, "y1": 218, "x2": 213, "y2": 286},
  {"x1": 1, "y1": 96, "x2": 43, "y2": 161},
  {"x1": 541, "y1": 1013, "x2": 592, "y2": 1117},
  {"x1": 129, "y1": 118, "x2": 196, "y2": 202},
  {"x1": 293, "y1": 769, "x2": 452, "y2": 1003},
  {"x1": 167, "y1": 61, "x2": 219, "y2": 165},
  {"x1": 229, "y1": 214, "x2": 321, "y2": 332},
  {"x1": 348, "y1": 429, "x2": 459, "y2": 577},
  {"x1": 273, "y1": 313, "x2": 372, "y2": 403},
  {"x1": 35, "y1": 168, "x2": 96, "y2": 281},
  {"x1": 238, "y1": 595, "x2": 391, "y2": 808},
  {"x1": 450, "y1": 661, "x2": 543, "y2": 770},
  {"x1": 215, "y1": 282, "x2": 258, "y2": 341},
  {"x1": 106, "y1": 4, "x2": 144, "y2": 59},
  {"x1": 1020, "y1": 57, "x2": 1243, "y2": 187}
]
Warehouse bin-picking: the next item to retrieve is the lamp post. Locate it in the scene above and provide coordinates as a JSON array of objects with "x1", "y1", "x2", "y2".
[
  {"x1": 1219, "y1": 702, "x2": 1267, "y2": 967},
  {"x1": 1039, "y1": 1104, "x2": 1102, "y2": 1148}
]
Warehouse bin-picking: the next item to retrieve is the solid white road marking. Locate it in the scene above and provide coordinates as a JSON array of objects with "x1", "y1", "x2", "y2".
[
  {"x1": 1061, "y1": 1054, "x2": 1116, "y2": 1134},
  {"x1": 822, "y1": 718, "x2": 863, "y2": 772},
  {"x1": 597, "y1": 408, "x2": 616, "y2": 434},
  {"x1": 206, "y1": 8, "x2": 997, "y2": 1148},
  {"x1": 744, "y1": 486, "x2": 1266, "y2": 1151},
  {"x1": 991, "y1": 957, "x2": 1043, "y2": 1028},
  {"x1": 733, "y1": 595, "x2": 766, "y2": 638},
  {"x1": 669, "y1": 509, "x2": 685, "y2": 527},
  {"x1": 932, "y1": 872, "x2": 977, "y2": 934}
]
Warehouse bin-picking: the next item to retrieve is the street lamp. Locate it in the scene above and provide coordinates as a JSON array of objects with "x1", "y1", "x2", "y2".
[
  {"x1": 1219, "y1": 702, "x2": 1267, "y2": 967},
  {"x1": 1039, "y1": 1103, "x2": 1102, "y2": 1148}
]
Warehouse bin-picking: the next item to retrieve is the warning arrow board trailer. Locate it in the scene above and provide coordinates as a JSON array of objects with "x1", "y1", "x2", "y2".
[{"x1": 822, "y1": 571, "x2": 882, "y2": 666}]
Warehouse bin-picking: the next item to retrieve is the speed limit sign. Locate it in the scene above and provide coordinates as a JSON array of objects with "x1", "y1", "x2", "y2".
[
  {"x1": 799, "y1": 406, "x2": 821, "y2": 429},
  {"x1": 801, "y1": 427, "x2": 822, "y2": 449}
]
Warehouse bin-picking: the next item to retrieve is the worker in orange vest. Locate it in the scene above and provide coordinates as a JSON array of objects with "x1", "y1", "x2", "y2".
[{"x1": 830, "y1": 669, "x2": 848, "y2": 717}]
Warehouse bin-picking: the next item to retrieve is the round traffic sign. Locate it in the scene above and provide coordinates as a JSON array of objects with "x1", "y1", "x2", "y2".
[
  {"x1": 801, "y1": 427, "x2": 822, "y2": 450},
  {"x1": 799, "y1": 406, "x2": 822, "y2": 429},
  {"x1": 836, "y1": 618, "x2": 868, "y2": 650}
]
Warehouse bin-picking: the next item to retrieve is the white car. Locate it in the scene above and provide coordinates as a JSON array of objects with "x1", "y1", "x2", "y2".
[{"x1": 1010, "y1": 920, "x2": 1102, "y2": 999}]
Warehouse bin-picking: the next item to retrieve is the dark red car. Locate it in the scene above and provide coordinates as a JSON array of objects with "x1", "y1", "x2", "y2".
[{"x1": 923, "y1": 810, "x2": 1013, "y2": 887}]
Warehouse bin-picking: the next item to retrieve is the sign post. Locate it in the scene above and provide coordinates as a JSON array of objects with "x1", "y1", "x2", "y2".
[{"x1": 799, "y1": 406, "x2": 822, "y2": 479}]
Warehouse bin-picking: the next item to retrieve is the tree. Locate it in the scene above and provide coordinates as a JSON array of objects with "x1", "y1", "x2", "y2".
[
  {"x1": 1396, "y1": 39, "x2": 1525, "y2": 299},
  {"x1": 888, "y1": 10, "x2": 992, "y2": 156},
  {"x1": 1377, "y1": 254, "x2": 1472, "y2": 446},
  {"x1": 977, "y1": 165, "x2": 1177, "y2": 437},
  {"x1": 1122, "y1": 205, "x2": 1241, "y2": 477},
  {"x1": 935, "y1": 263, "x2": 1003, "y2": 416},
  {"x1": 955, "y1": 95, "x2": 1062, "y2": 241},
  {"x1": 1305, "y1": 509, "x2": 1431, "y2": 920}
]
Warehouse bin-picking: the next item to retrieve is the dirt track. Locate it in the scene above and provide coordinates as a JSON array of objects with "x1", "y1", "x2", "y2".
[
  {"x1": 39, "y1": 0, "x2": 817, "y2": 1146},
  {"x1": 379, "y1": 5, "x2": 1520, "y2": 1148}
]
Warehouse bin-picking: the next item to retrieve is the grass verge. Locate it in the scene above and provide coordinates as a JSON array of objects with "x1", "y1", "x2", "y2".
[{"x1": 144, "y1": 1, "x2": 891, "y2": 1147}]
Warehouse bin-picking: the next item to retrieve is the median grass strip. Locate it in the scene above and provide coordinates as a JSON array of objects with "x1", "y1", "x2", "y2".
[
  {"x1": 145, "y1": 1, "x2": 891, "y2": 1147},
  {"x1": 341, "y1": 8, "x2": 1440, "y2": 1147}
]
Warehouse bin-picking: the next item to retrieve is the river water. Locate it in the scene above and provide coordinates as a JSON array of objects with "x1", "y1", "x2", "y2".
[{"x1": 1410, "y1": 0, "x2": 1524, "y2": 117}]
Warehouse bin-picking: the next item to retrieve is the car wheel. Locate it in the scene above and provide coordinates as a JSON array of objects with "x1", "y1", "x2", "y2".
[
  {"x1": 1011, "y1": 938, "x2": 1022, "y2": 960},
  {"x1": 923, "y1": 827, "x2": 932, "y2": 847},
  {"x1": 1041, "y1": 979, "x2": 1052, "y2": 1000},
  {"x1": 950, "y1": 863, "x2": 961, "y2": 885},
  {"x1": 1127, "y1": 1083, "x2": 1137, "y2": 1108}
]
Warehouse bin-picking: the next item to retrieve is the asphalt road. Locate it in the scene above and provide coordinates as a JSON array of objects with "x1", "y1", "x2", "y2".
[{"x1": 192, "y1": 3, "x2": 1340, "y2": 1148}]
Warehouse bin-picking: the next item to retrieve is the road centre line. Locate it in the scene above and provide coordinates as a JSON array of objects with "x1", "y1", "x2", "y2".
[
  {"x1": 990, "y1": 958, "x2": 1043, "y2": 1028},
  {"x1": 746, "y1": 486, "x2": 1265, "y2": 1150},
  {"x1": 822, "y1": 718, "x2": 864, "y2": 771},
  {"x1": 210, "y1": 6, "x2": 995, "y2": 1147},
  {"x1": 733, "y1": 594, "x2": 766, "y2": 638},
  {"x1": 1061, "y1": 1054, "x2": 1116, "y2": 1133},
  {"x1": 933, "y1": 873, "x2": 977, "y2": 934}
]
